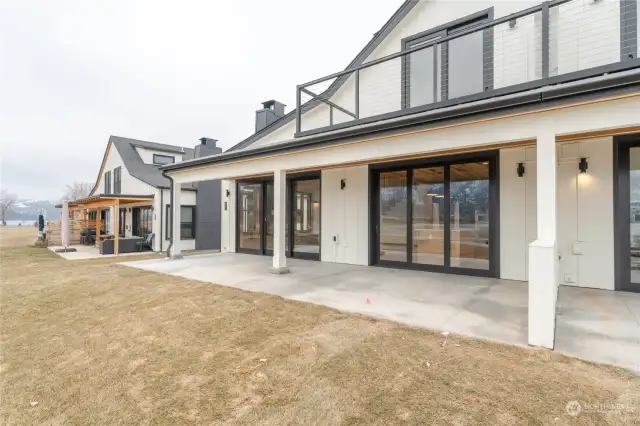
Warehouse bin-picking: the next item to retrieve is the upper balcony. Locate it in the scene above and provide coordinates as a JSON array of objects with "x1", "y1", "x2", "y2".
[{"x1": 295, "y1": 0, "x2": 640, "y2": 137}]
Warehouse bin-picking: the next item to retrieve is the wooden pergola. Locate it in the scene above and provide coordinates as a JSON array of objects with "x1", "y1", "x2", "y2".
[{"x1": 62, "y1": 195, "x2": 154, "y2": 254}]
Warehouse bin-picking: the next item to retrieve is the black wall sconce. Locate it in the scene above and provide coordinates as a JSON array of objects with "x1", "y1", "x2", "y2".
[
  {"x1": 127, "y1": 207, "x2": 131, "y2": 212},
  {"x1": 226, "y1": 189, "x2": 230, "y2": 197},
  {"x1": 579, "y1": 157, "x2": 588, "y2": 173},
  {"x1": 340, "y1": 179, "x2": 346, "y2": 190},
  {"x1": 516, "y1": 162, "x2": 525, "y2": 178}
]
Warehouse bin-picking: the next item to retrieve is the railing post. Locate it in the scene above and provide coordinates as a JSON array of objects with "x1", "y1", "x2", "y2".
[
  {"x1": 296, "y1": 85, "x2": 302, "y2": 133},
  {"x1": 354, "y1": 70, "x2": 360, "y2": 119},
  {"x1": 541, "y1": 1, "x2": 550, "y2": 79}
]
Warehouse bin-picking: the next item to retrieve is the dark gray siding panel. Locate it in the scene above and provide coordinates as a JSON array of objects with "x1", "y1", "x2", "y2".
[{"x1": 195, "y1": 180, "x2": 222, "y2": 250}]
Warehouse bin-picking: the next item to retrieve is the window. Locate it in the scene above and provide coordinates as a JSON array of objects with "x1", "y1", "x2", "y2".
[
  {"x1": 137, "y1": 207, "x2": 153, "y2": 237},
  {"x1": 153, "y1": 154, "x2": 175, "y2": 165},
  {"x1": 114, "y1": 167, "x2": 122, "y2": 194},
  {"x1": 104, "y1": 171, "x2": 111, "y2": 194},
  {"x1": 403, "y1": 9, "x2": 493, "y2": 108},
  {"x1": 165, "y1": 205, "x2": 196, "y2": 240}
]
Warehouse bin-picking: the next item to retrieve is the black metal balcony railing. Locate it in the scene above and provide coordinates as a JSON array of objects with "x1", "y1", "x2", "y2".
[{"x1": 295, "y1": 0, "x2": 640, "y2": 137}]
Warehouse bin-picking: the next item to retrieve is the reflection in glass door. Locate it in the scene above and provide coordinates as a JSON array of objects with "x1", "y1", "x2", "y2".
[
  {"x1": 449, "y1": 162, "x2": 490, "y2": 270},
  {"x1": 412, "y1": 167, "x2": 445, "y2": 265},
  {"x1": 292, "y1": 179, "x2": 321, "y2": 258},
  {"x1": 375, "y1": 156, "x2": 495, "y2": 277},
  {"x1": 629, "y1": 147, "x2": 640, "y2": 289},
  {"x1": 265, "y1": 183, "x2": 274, "y2": 253},
  {"x1": 238, "y1": 183, "x2": 262, "y2": 252},
  {"x1": 379, "y1": 171, "x2": 408, "y2": 262}
]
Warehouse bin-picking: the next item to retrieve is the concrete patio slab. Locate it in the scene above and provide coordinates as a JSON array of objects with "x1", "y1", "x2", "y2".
[
  {"x1": 121, "y1": 253, "x2": 529, "y2": 348},
  {"x1": 555, "y1": 286, "x2": 640, "y2": 372},
  {"x1": 121, "y1": 253, "x2": 640, "y2": 371}
]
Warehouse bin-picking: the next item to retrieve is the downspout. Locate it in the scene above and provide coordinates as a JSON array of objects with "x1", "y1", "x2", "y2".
[
  {"x1": 162, "y1": 170, "x2": 173, "y2": 258},
  {"x1": 159, "y1": 189, "x2": 164, "y2": 252}
]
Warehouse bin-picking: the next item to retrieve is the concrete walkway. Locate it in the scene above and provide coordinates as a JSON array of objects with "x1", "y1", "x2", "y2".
[{"x1": 121, "y1": 253, "x2": 640, "y2": 371}]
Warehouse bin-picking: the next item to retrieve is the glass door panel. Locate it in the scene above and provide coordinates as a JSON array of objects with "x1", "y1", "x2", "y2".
[
  {"x1": 412, "y1": 167, "x2": 445, "y2": 265},
  {"x1": 379, "y1": 171, "x2": 408, "y2": 262},
  {"x1": 449, "y1": 162, "x2": 490, "y2": 270},
  {"x1": 238, "y1": 183, "x2": 262, "y2": 251},
  {"x1": 293, "y1": 179, "x2": 320, "y2": 256},
  {"x1": 629, "y1": 148, "x2": 640, "y2": 285},
  {"x1": 265, "y1": 183, "x2": 274, "y2": 253}
]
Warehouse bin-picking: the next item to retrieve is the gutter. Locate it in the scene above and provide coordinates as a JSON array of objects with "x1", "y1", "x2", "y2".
[{"x1": 161, "y1": 67, "x2": 640, "y2": 173}]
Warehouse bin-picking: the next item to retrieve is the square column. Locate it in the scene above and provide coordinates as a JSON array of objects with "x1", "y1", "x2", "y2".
[
  {"x1": 270, "y1": 169, "x2": 289, "y2": 274},
  {"x1": 528, "y1": 127, "x2": 558, "y2": 349},
  {"x1": 169, "y1": 183, "x2": 183, "y2": 259}
]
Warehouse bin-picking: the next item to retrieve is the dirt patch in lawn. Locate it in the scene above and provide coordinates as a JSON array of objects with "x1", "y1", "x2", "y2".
[{"x1": 0, "y1": 227, "x2": 638, "y2": 425}]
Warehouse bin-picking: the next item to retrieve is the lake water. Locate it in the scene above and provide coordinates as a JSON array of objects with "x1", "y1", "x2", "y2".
[{"x1": 2, "y1": 220, "x2": 38, "y2": 227}]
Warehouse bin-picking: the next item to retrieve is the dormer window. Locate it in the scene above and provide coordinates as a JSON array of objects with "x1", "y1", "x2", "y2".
[{"x1": 153, "y1": 154, "x2": 175, "y2": 165}]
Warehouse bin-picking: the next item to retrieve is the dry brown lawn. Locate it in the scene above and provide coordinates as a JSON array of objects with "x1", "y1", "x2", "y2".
[{"x1": 0, "y1": 227, "x2": 638, "y2": 425}]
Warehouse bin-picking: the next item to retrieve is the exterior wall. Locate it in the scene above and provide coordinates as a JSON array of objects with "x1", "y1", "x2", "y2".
[
  {"x1": 254, "y1": 0, "x2": 623, "y2": 142},
  {"x1": 94, "y1": 144, "x2": 156, "y2": 195},
  {"x1": 500, "y1": 146, "x2": 537, "y2": 281},
  {"x1": 160, "y1": 188, "x2": 197, "y2": 252},
  {"x1": 556, "y1": 137, "x2": 615, "y2": 290},
  {"x1": 195, "y1": 180, "x2": 221, "y2": 250},
  {"x1": 220, "y1": 180, "x2": 236, "y2": 253},
  {"x1": 135, "y1": 147, "x2": 185, "y2": 165},
  {"x1": 321, "y1": 166, "x2": 369, "y2": 266}
]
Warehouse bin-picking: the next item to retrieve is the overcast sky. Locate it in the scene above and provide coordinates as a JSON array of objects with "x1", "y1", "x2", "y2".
[{"x1": 0, "y1": 0, "x2": 403, "y2": 201}]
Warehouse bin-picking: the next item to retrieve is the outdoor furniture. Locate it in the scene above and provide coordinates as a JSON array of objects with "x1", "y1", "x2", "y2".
[
  {"x1": 137, "y1": 233, "x2": 154, "y2": 252},
  {"x1": 99, "y1": 237, "x2": 144, "y2": 255}
]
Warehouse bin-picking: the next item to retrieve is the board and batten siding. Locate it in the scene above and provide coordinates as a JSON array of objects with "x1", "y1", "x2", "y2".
[
  {"x1": 250, "y1": 0, "x2": 624, "y2": 143},
  {"x1": 94, "y1": 144, "x2": 157, "y2": 195}
]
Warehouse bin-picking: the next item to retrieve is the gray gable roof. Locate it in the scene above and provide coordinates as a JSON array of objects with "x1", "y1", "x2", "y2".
[
  {"x1": 226, "y1": 0, "x2": 419, "y2": 152},
  {"x1": 109, "y1": 135, "x2": 195, "y2": 189}
]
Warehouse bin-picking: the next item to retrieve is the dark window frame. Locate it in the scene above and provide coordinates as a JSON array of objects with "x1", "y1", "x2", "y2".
[
  {"x1": 165, "y1": 205, "x2": 196, "y2": 240},
  {"x1": 104, "y1": 171, "x2": 112, "y2": 194},
  {"x1": 402, "y1": 8, "x2": 494, "y2": 109},
  {"x1": 369, "y1": 150, "x2": 500, "y2": 278},
  {"x1": 114, "y1": 167, "x2": 122, "y2": 194},
  {"x1": 153, "y1": 154, "x2": 175, "y2": 165}
]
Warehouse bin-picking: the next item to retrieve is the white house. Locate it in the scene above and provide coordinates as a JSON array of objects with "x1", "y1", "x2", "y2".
[
  {"x1": 67, "y1": 135, "x2": 223, "y2": 253},
  {"x1": 161, "y1": 0, "x2": 640, "y2": 349}
]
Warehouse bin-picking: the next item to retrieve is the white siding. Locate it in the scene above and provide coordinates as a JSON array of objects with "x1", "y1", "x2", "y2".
[
  {"x1": 251, "y1": 0, "x2": 622, "y2": 146},
  {"x1": 556, "y1": 138, "x2": 615, "y2": 290},
  {"x1": 160, "y1": 188, "x2": 197, "y2": 252},
  {"x1": 500, "y1": 146, "x2": 537, "y2": 281},
  {"x1": 135, "y1": 147, "x2": 186, "y2": 165},
  {"x1": 94, "y1": 144, "x2": 156, "y2": 195},
  {"x1": 321, "y1": 166, "x2": 369, "y2": 266},
  {"x1": 220, "y1": 180, "x2": 236, "y2": 253}
]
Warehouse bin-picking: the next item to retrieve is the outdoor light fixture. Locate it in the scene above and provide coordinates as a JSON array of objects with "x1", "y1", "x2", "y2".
[
  {"x1": 226, "y1": 190, "x2": 230, "y2": 197},
  {"x1": 579, "y1": 157, "x2": 588, "y2": 174},
  {"x1": 517, "y1": 162, "x2": 525, "y2": 178},
  {"x1": 128, "y1": 207, "x2": 131, "y2": 212},
  {"x1": 340, "y1": 179, "x2": 346, "y2": 190}
]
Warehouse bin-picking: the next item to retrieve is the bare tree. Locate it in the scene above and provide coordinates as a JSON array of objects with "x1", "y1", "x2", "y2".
[
  {"x1": 63, "y1": 182, "x2": 92, "y2": 202},
  {"x1": 0, "y1": 188, "x2": 16, "y2": 225}
]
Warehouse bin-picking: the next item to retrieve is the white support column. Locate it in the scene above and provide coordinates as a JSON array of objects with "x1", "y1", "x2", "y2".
[
  {"x1": 169, "y1": 183, "x2": 183, "y2": 259},
  {"x1": 528, "y1": 127, "x2": 559, "y2": 349},
  {"x1": 270, "y1": 169, "x2": 289, "y2": 274}
]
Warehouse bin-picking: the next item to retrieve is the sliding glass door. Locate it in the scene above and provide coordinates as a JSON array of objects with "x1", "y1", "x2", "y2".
[
  {"x1": 373, "y1": 154, "x2": 497, "y2": 277},
  {"x1": 237, "y1": 175, "x2": 321, "y2": 260}
]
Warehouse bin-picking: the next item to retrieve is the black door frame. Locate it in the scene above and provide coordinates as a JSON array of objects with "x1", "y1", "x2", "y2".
[
  {"x1": 236, "y1": 178, "x2": 272, "y2": 255},
  {"x1": 613, "y1": 134, "x2": 640, "y2": 292},
  {"x1": 236, "y1": 173, "x2": 322, "y2": 260},
  {"x1": 369, "y1": 150, "x2": 500, "y2": 278},
  {"x1": 288, "y1": 172, "x2": 321, "y2": 261}
]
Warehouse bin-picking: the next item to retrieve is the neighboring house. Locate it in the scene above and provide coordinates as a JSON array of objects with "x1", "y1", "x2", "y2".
[
  {"x1": 161, "y1": 0, "x2": 640, "y2": 349},
  {"x1": 78, "y1": 135, "x2": 222, "y2": 252}
]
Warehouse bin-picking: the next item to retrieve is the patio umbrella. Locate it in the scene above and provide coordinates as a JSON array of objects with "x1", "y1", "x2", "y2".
[{"x1": 61, "y1": 200, "x2": 69, "y2": 249}]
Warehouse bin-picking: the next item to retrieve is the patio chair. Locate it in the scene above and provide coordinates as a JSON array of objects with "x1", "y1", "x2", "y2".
[{"x1": 137, "y1": 233, "x2": 154, "y2": 252}]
